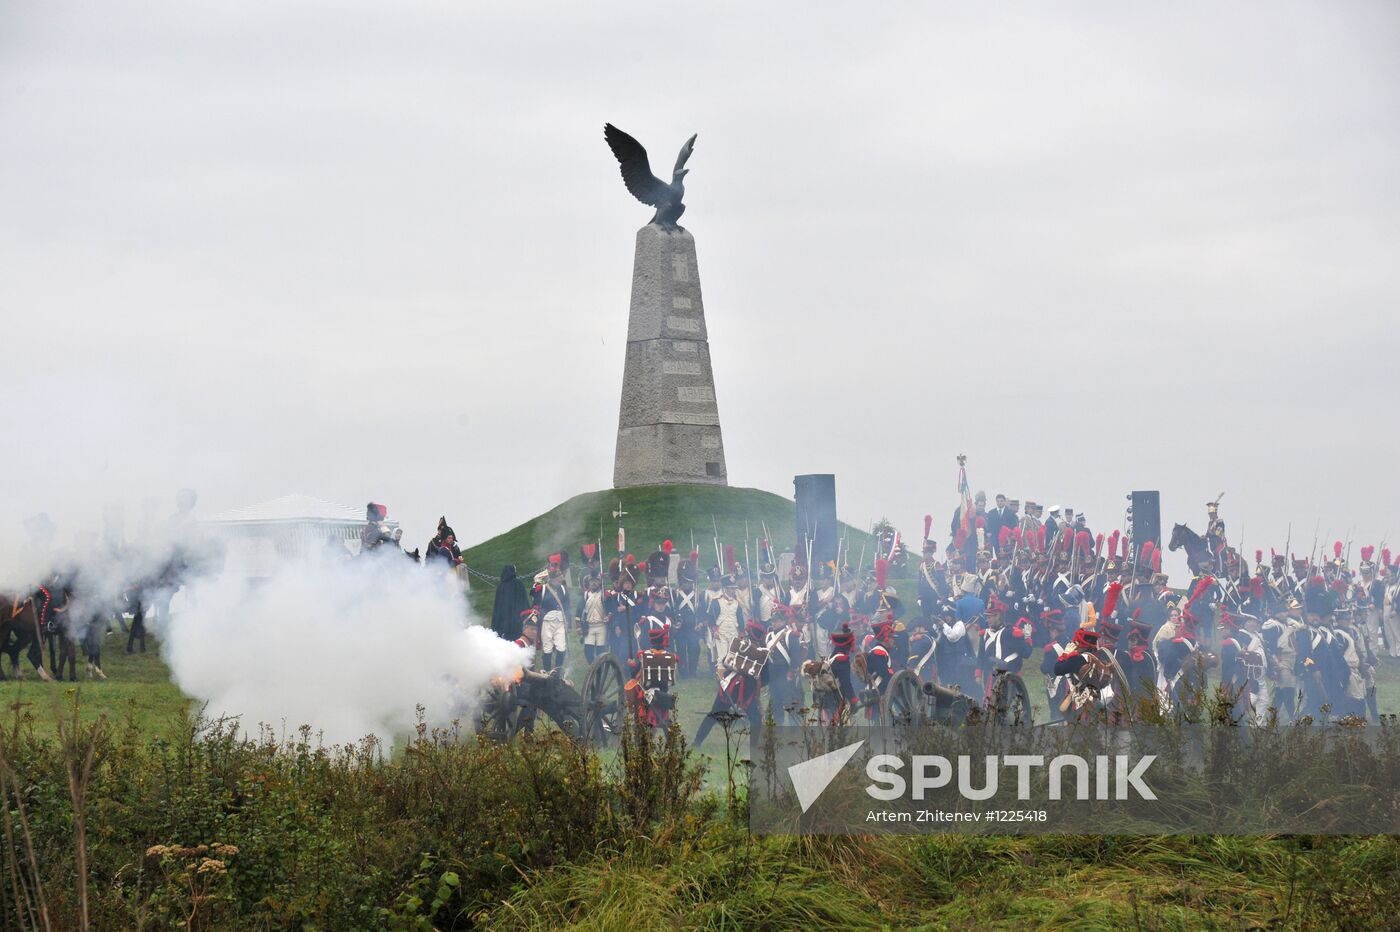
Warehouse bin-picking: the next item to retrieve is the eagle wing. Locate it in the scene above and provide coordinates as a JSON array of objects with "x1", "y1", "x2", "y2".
[{"x1": 604, "y1": 123, "x2": 669, "y2": 207}]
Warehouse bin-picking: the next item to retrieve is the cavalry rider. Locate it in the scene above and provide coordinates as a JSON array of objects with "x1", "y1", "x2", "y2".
[
  {"x1": 627, "y1": 620, "x2": 679, "y2": 730},
  {"x1": 1205, "y1": 498, "x2": 1228, "y2": 575},
  {"x1": 578, "y1": 573, "x2": 609, "y2": 665},
  {"x1": 360, "y1": 502, "x2": 395, "y2": 553},
  {"x1": 976, "y1": 594, "x2": 1032, "y2": 699},
  {"x1": 706, "y1": 573, "x2": 746, "y2": 675},
  {"x1": 536, "y1": 556, "x2": 571, "y2": 675},
  {"x1": 765, "y1": 603, "x2": 806, "y2": 725},
  {"x1": 425, "y1": 517, "x2": 462, "y2": 569},
  {"x1": 693, "y1": 616, "x2": 769, "y2": 754}
]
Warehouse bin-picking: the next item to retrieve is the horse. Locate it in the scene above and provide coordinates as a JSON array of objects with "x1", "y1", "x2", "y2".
[
  {"x1": 1167, "y1": 523, "x2": 1212, "y2": 574},
  {"x1": 1167, "y1": 523, "x2": 1241, "y2": 577},
  {"x1": 0, "y1": 591, "x2": 53, "y2": 681}
]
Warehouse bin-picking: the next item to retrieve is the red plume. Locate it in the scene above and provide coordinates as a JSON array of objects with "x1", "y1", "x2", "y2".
[
  {"x1": 875, "y1": 557, "x2": 889, "y2": 590},
  {"x1": 724, "y1": 544, "x2": 735, "y2": 571},
  {"x1": 1094, "y1": 533, "x2": 1105, "y2": 559},
  {"x1": 1101, "y1": 581, "x2": 1123, "y2": 621},
  {"x1": 1361, "y1": 545, "x2": 1374, "y2": 562},
  {"x1": 581, "y1": 543, "x2": 596, "y2": 560},
  {"x1": 1186, "y1": 576, "x2": 1214, "y2": 608},
  {"x1": 1334, "y1": 541, "x2": 1344, "y2": 559},
  {"x1": 624, "y1": 553, "x2": 636, "y2": 565},
  {"x1": 998, "y1": 526, "x2": 1012, "y2": 550},
  {"x1": 1108, "y1": 530, "x2": 1120, "y2": 559},
  {"x1": 1153, "y1": 549, "x2": 1162, "y2": 572},
  {"x1": 923, "y1": 514, "x2": 933, "y2": 541},
  {"x1": 1384, "y1": 548, "x2": 1393, "y2": 567},
  {"x1": 1140, "y1": 540, "x2": 1155, "y2": 567},
  {"x1": 1255, "y1": 549, "x2": 1263, "y2": 565},
  {"x1": 1249, "y1": 577, "x2": 1265, "y2": 599},
  {"x1": 1037, "y1": 525, "x2": 1047, "y2": 552},
  {"x1": 662, "y1": 539, "x2": 674, "y2": 555},
  {"x1": 1076, "y1": 530, "x2": 1092, "y2": 557},
  {"x1": 975, "y1": 516, "x2": 987, "y2": 529}
]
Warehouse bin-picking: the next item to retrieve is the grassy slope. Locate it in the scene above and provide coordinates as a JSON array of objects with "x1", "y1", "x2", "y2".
[
  {"x1": 461, "y1": 484, "x2": 877, "y2": 614},
  {"x1": 0, "y1": 632, "x2": 188, "y2": 739}
]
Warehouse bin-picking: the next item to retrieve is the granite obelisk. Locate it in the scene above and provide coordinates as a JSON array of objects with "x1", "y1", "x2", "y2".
[{"x1": 613, "y1": 224, "x2": 727, "y2": 487}]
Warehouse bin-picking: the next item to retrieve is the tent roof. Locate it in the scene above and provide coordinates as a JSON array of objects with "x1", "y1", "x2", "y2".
[{"x1": 207, "y1": 494, "x2": 373, "y2": 526}]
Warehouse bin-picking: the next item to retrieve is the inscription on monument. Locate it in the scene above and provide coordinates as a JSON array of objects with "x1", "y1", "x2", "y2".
[
  {"x1": 672, "y1": 341, "x2": 697, "y2": 353},
  {"x1": 672, "y1": 255, "x2": 689, "y2": 281},
  {"x1": 677, "y1": 386, "x2": 715, "y2": 403},
  {"x1": 666, "y1": 316, "x2": 700, "y2": 333},
  {"x1": 672, "y1": 296, "x2": 692, "y2": 309},
  {"x1": 663, "y1": 360, "x2": 702, "y2": 376}
]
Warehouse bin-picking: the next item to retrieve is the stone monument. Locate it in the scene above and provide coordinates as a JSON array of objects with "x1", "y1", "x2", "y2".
[{"x1": 604, "y1": 124, "x2": 727, "y2": 487}]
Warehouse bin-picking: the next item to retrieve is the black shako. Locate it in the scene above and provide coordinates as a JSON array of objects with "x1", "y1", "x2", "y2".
[{"x1": 603, "y1": 123, "x2": 697, "y2": 229}]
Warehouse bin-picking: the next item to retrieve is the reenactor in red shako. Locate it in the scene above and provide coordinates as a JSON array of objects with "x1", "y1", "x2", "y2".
[
  {"x1": 626, "y1": 621, "x2": 679, "y2": 729},
  {"x1": 807, "y1": 622, "x2": 858, "y2": 723}
]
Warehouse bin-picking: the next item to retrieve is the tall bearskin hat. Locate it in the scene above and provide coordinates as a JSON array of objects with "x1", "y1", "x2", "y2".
[{"x1": 679, "y1": 551, "x2": 699, "y2": 585}]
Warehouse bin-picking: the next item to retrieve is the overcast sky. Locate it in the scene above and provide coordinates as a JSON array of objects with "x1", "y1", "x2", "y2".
[{"x1": 2, "y1": 1, "x2": 1397, "y2": 577}]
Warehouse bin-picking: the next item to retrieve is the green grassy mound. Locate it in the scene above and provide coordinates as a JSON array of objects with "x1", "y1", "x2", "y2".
[{"x1": 463, "y1": 484, "x2": 877, "y2": 585}]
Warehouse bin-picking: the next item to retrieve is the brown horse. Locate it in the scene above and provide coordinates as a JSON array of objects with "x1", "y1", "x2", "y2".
[{"x1": 1, "y1": 592, "x2": 53, "y2": 681}]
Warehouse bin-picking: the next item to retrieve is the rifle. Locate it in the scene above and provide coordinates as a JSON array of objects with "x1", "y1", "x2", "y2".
[{"x1": 712, "y1": 515, "x2": 723, "y2": 575}]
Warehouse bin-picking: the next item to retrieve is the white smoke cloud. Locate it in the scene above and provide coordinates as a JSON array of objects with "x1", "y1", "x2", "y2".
[{"x1": 162, "y1": 549, "x2": 530, "y2": 747}]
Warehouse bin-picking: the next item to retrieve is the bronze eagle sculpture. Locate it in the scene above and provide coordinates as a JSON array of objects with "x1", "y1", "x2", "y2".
[{"x1": 603, "y1": 123, "x2": 697, "y2": 229}]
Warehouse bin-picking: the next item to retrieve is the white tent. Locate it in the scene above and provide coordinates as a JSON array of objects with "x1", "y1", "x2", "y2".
[{"x1": 204, "y1": 494, "x2": 393, "y2": 580}]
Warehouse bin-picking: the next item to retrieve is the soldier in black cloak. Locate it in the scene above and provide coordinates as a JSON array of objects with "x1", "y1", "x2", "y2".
[{"x1": 490, "y1": 565, "x2": 531, "y2": 642}]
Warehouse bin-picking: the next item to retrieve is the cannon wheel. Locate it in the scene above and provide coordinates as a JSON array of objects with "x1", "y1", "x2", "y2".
[
  {"x1": 882, "y1": 670, "x2": 928, "y2": 728},
  {"x1": 581, "y1": 654, "x2": 628, "y2": 745},
  {"x1": 989, "y1": 671, "x2": 1033, "y2": 726},
  {"x1": 476, "y1": 679, "x2": 520, "y2": 741}
]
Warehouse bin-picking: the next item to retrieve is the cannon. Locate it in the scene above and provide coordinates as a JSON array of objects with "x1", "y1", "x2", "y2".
[{"x1": 476, "y1": 654, "x2": 631, "y2": 745}]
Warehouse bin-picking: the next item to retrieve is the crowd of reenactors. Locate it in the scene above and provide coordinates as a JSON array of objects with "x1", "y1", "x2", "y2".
[{"x1": 488, "y1": 491, "x2": 1400, "y2": 743}]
